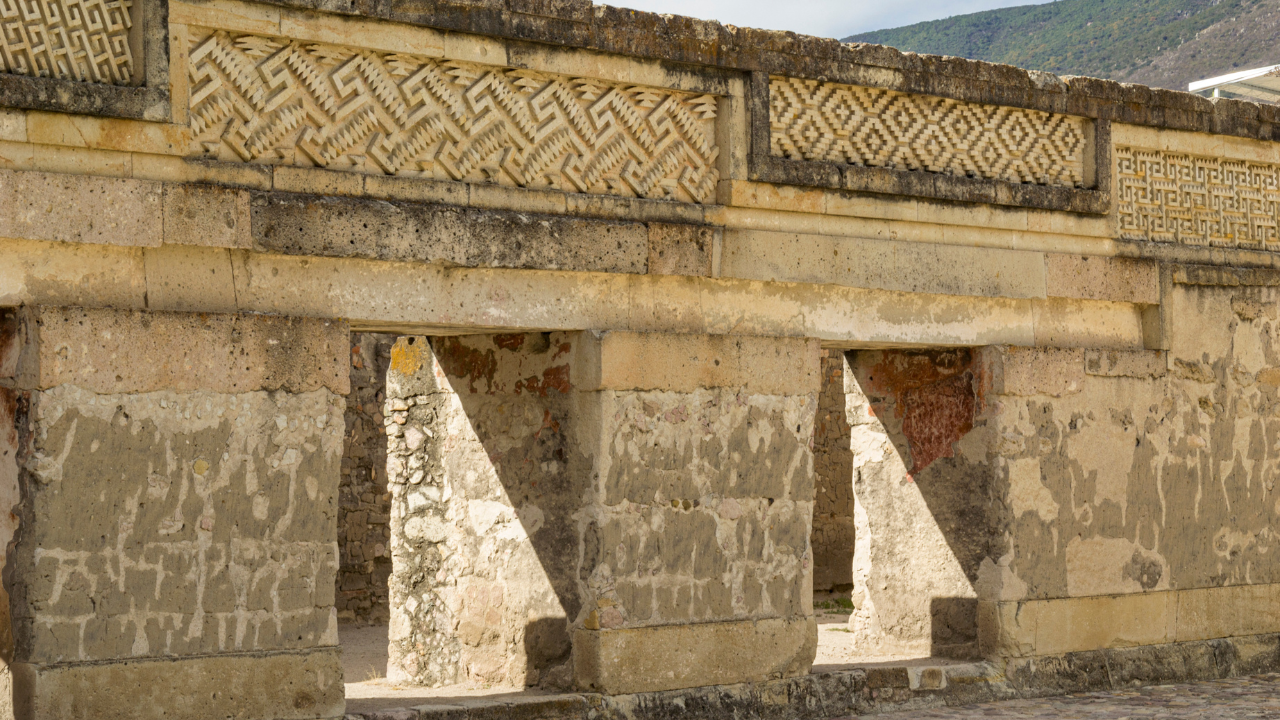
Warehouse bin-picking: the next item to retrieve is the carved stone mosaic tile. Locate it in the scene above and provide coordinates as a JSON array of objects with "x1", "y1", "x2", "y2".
[
  {"x1": 187, "y1": 29, "x2": 720, "y2": 203},
  {"x1": 0, "y1": 0, "x2": 134, "y2": 84},
  {"x1": 770, "y1": 76, "x2": 1087, "y2": 188},
  {"x1": 1117, "y1": 146, "x2": 1280, "y2": 248}
]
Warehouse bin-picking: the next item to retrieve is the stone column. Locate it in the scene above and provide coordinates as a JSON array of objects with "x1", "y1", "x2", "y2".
[
  {"x1": 2, "y1": 307, "x2": 348, "y2": 720},
  {"x1": 385, "y1": 331, "x2": 821, "y2": 695},
  {"x1": 843, "y1": 349, "x2": 999, "y2": 661}
]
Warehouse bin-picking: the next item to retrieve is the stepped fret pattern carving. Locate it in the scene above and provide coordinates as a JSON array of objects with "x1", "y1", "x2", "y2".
[
  {"x1": 770, "y1": 76, "x2": 1087, "y2": 188},
  {"x1": 188, "y1": 30, "x2": 720, "y2": 203},
  {"x1": 0, "y1": 0, "x2": 133, "y2": 83},
  {"x1": 1117, "y1": 146, "x2": 1280, "y2": 248}
]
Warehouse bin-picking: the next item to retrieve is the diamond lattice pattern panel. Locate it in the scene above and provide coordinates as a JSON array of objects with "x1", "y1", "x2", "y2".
[
  {"x1": 1118, "y1": 146, "x2": 1280, "y2": 249},
  {"x1": 0, "y1": 0, "x2": 133, "y2": 84},
  {"x1": 770, "y1": 76, "x2": 1087, "y2": 188},
  {"x1": 188, "y1": 30, "x2": 720, "y2": 204}
]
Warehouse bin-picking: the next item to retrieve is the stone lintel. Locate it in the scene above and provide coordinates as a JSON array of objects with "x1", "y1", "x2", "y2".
[
  {"x1": 13, "y1": 306, "x2": 349, "y2": 395},
  {"x1": 571, "y1": 332, "x2": 822, "y2": 395},
  {"x1": 573, "y1": 617, "x2": 816, "y2": 694}
]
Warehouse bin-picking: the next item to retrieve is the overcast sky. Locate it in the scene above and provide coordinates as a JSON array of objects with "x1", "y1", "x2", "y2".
[{"x1": 609, "y1": 0, "x2": 1056, "y2": 40}]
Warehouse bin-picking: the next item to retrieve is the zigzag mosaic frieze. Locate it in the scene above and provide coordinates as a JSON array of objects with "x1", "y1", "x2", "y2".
[
  {"x1": 0, "y1": 0, "x2": 134, "y2": 84},
  {"x1": 770, "y1": 76, "x2": 1087, "y2": 188},
  {"x1": 1117, "y1": 146, "x2": 1280, "y2": 249},
  {"x1": 188, "y1": 30, "x2": 720, "y2": 203}
]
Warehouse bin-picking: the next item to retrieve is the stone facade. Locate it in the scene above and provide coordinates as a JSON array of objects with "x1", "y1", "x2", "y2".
[
  {"x1": 5, "y1": 0, "x2": 1280, "y2": 715},
  {"x1": 337, "y1": 333, "x2": 394, "y2": 625}
]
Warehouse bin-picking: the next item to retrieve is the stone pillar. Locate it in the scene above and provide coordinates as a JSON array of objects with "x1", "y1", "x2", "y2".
[
  {"x1": 385, "y1": 332, "x2": 821, "y2": 695},
  {"x1": 3, "y1": 307, "x2": 348, "y2": 720},
  {"x1": 843, "y1": 349, "x2": 999, "y2": 661}
]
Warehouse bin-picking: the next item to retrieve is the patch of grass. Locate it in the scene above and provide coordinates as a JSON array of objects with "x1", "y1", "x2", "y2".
[{"x1": 815, "y1": 598, "x2": 855, "y2": 612}]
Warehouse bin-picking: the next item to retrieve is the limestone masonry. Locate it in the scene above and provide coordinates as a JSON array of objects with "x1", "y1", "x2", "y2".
[{"x1": 1, "y1": 0, "x2": 1280, "y2": 717}]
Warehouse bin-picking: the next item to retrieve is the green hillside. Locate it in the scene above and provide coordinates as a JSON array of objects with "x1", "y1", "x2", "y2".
[{"x1": 845, "y1": 0, "x2": 1275, "y2": 91}]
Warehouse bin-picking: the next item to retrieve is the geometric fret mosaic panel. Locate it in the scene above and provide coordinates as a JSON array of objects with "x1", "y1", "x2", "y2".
[
  {"x1": 1117, "y1": 146, "x2": 1280, "y2": 249},
  {"x1": 0, "y1": 0, "x2": 133, "y2": 84},
  {"x1": 188, "y1": 30, "x2": 720, "y2": 203},
  {"x1": 770, "y1": 76, "x2": 1087, "y2": 188}
]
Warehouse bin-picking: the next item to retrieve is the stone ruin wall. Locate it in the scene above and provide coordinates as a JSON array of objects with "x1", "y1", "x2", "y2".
[{"x1": 5, "y1": 0, "x2": 1280, "y2": 713}]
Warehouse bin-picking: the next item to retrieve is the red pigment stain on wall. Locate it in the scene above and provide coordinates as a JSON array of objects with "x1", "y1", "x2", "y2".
[
  {"x1": 434, "y1": 337, "x2": 499, "y2": 394},
  {"x1": 865, "y1": 350, "x2": 977, "y2": 476},
  {"x1": 515, "y1": 365, "x2": 572, "y2": 396},
  {"x1": 493, "y1": 334, "x2": 526, "y2": 351}
]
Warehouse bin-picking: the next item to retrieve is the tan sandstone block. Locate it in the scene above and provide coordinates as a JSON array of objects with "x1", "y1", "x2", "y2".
[
  {"x1": 18, "y1": 306, "x2": 349, "y2": 395},
  {"x1": 825, "y1": 190, "x2": 919, "y2": 222},
  {"x1": 32, "y1": 143, "x2": 131, "y2": 177},
  {"x1": 163, "y1": 184, "x2": 253, "y2": 248},
  {"x1": 1046, "y1": 254, "x2": 1159, "y2": 304},
  {"x1": 574, "y1": 617, "x2": 816, "y2": 694},
  {"x1": 0, "y1": 109, "x2": 26, "y2": 143},
  {"x1": 168, "y1": 0, "x2": 280, "y2": 34},
  {"x1": 13, "y1": 648, "x2": 343, "y2": 720},
  {"x1": 1176, "y1": 584, "x2": 1280, "y2": 642},
  {"x1": 0, "y1": 140, "x2": 34, "y2": 170},
  {"x1": 26, "y1": 112, "x2": 189, "y2": 155},
  {"x1": 977, "y1": 601, "x2": 1036, "y2": 658},
  {"x1": 0, "y1": 238, "x2": 146, "y2": 310},
  {"x1": 470, "y1": 181, "x2": 568, "y2": 215},
  {"x1": 567, "y1": 192, "x2": 707, "y2": 225},
  {"x1": 1032, "y1": 593, "x2": 1174, "y2": 656},
  {"x1": 574, "y1": 332, "x2": 821, "y2": 395},
  {"x1": 280, "y1": 8, "x2": 444, "y2": 56},
  {"x1": 274, "y1": 165, "x2": 363, "y2": 196},
  {"x1": 130, "y1": 153, "x2": 273, "y2": 189},
  {"x1": 988, "y1": 346, "x2": 1086, "y2": 397},
  {"x1": 720, "y1": 229, "x2": 1047, "y2": 300},
  {"x1": 444, "y1": 32, "x2": 508, "y2": 66},
  {"x1": 143, "y1": 246, "x2": 239, "y2": 313},
  {"x1": 168, "y1": 23, "x2": 191, "y2": 126},
  {"x1": 0, "y1": 169, "x2": 161, "y2": 246},
  {"x1": 506, "y1": 43, "x2": 725, "y2": 93},
  {"x1": 1033, "y1": 298, "x2": 1148, "y2": 350},
  {"x1": 727, "y1": 180, "x2": 825, "y2": 215},
  {"x1": 647, "y1": 223, "x2": 716, "y2": 277},
  {"x1": 363, "y1": 173, "x2": 468, "y2": 206}
]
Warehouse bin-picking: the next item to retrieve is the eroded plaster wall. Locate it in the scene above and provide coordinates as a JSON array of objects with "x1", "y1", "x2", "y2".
[
  {"x1": 4, "y1": 307, "x2": 348, "y2": 720},
  {"x1": 843, "y1": 278, "x2": 1280, "y2": 662},
  {"x1": 337, "y1": 333, "x2": 395, "y2": 626},
  {"x1": 385, "y1": 332, "x2": 821, "y2": 694},
  {"x1": 991, "y1": 280, "x2": 1280, "y2": 604}
]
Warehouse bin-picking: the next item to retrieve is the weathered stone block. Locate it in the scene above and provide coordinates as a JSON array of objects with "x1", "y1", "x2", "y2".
[
  {"x1": 11, "y1": 648, "x2": 344, "y2": 720},
  {"x1": 573, "y1": 617, "x2": 816, "y2": 695},
  {"x1": 15, "y1": 306, "x2": 348, "y2": 394}
]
